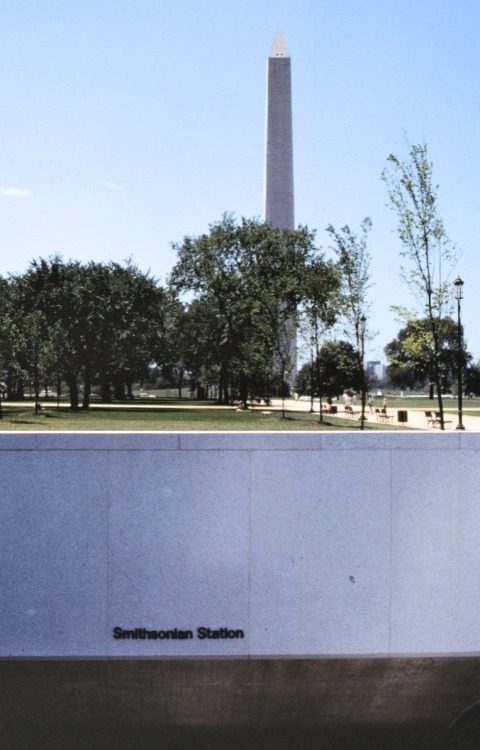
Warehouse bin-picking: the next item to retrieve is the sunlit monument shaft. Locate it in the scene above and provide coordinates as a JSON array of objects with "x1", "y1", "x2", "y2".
[
  {"x1": 264, "y1": 30, "x2": 294, "y2": 230},
  {"x1": 264, "y1": 31, "x2": 296, "y2": 383}
]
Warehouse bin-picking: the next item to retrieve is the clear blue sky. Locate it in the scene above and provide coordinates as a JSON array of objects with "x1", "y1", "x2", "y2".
[{"x1": 2, "y1": 0, "x2": 479, "y2": 362}]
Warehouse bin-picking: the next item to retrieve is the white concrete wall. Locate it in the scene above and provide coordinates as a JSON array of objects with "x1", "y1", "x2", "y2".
[{"x1": 1, "y1": 432, "x2": 479, "y2": 657}]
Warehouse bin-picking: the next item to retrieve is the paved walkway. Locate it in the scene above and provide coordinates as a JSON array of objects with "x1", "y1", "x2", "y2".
[
  {"x1": 386, "y1": 407, "x2": 479, "y2": 431},
  {"x1": 266, "y1": 399, "x2": 480, "y2": 431},
  {"x1": 376, "y1": 407, "x2": 471, "y2": 431}
]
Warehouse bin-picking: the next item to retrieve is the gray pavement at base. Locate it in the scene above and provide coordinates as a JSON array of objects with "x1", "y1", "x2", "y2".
[{"x1": 0, "y1": 657, "x2": 467, "y2": 749}]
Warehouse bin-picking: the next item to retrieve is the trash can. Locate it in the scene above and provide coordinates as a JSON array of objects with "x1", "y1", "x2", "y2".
[
  {"x1": 397, "y1": 410, "x2": 408, "y2": 423},
  {"x1": 329, "y1": 405, "x2": 337, "y2": 414}
]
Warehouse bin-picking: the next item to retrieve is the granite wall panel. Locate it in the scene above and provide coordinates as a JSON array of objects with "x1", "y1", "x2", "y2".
[{"x1": 1, "y1": 433, "x2": 478, "y2": 657}]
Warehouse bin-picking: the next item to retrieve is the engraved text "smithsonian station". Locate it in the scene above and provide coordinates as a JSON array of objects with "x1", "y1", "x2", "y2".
[{"x1": 113, "y1": 626, "x2": 245, "y2": 641}]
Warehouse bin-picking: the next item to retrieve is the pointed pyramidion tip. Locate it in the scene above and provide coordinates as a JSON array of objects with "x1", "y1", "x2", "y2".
[{"x1": 269, "y1": 29, "x2": 289, "y2": 58}]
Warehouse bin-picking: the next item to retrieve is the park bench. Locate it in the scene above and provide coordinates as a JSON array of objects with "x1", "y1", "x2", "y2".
[
  {"x1": 322, "y1": 403, "x2": 337, "y2": 414},
  {"x1": 435, "y1": 411, "x2": 452, "y2": 429},
  {"x1": 375, "y1": 408, "x2": 394, "y2": 424},
  {"x1": 425, "y1": 410, "x2": 453, "y2": 428},
  {"x1": 425, "y1": 410, "x2": 439, "y2": 427}
]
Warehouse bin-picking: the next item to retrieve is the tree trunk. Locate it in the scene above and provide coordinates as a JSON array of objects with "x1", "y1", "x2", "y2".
[
  {"x1": 430, "y1": 320, "x2": 445, "y2": 429},
  {"x1": 68, "y1": 375, "x2": 79, "y2": 411},
  {"x1": 176, "y1": 367, "x2": 184, "y2": 399},
  {"x1": 82, "y1": 366, "x2": 91, "y2": 410},
  {"x1": 315, "y1": 351, "x2": 323, "y2": 423},
  {"x1": 6, "y1": 370, "x2": 13, "y2": 400},
  {"x1": 113, "y1": 376, "x2": 125, "y2": 400},
  {"x1": 219, "y1": 363, "x2": 229, "y2": 404},
  {"x1": 309, "y1": 357, "x2": 315, "y2": 414},
  {"x1": 33, "y1": 368, "x2": 40, "y2": 414},
  {"x1": 238, "y1": 372, "x2": 248, "y2": 407},
  {"x1": 100, "y1": 376, "x2": 111, "y2": 402},
  {"x1": 56, "y1": 375, "x2": 62, "y2": 409}
]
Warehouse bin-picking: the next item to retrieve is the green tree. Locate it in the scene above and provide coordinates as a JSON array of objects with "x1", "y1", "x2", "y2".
[
  {"x1": 161, "y1": 294, "x2": 192, "y2": 398},
  {"x1": 170, "y1": 215, "x2": 336, "y2": 409},
  {"x1": 170, "y1": 214, "x2": 253, "y2": 404},
  {"x1": 385, "y1": 316, "x2": 470, "y2": 394},
  {"x1": 298, "y1": 256, "x2": 341, "y2": 420},
  {"x1": 14, "y1": 310, "x2": 54, "y2": 411},
  {"x1": 91, "y1": 261, "x2": 165, "y2": 402},
  {"x1": 164, "y1": 295, "x2": 224, "y2": 400},
  {"x1": 9, "y1": 257, "x2": 165, "y2": 409},
  {"x1": 295, "y1": 340, "x2": 362, "y2": 400},
  {"x1": 0, "y1": 278, "x2": 24, "y2": 401},
  {"x1": 239, "y1": 223, "x2": 321, "y2": 415},
  {"x1": 13, "y1": 257, "x2": 88, "y2": 408},
  {"x1": 464, "y1": 362, "x2": 480, "y2": 397},
  {"x1": 382, "y1": 141, "x2": 458, "y2": 427},
  {"x1": 326, "y1": 218, "x2": 372, "y2": 428}
]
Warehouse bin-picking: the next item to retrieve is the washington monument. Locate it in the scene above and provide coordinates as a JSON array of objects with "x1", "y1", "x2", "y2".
[
  {"x1": 264, "y1": 31, "x2": 296, "y2": 382},
  {"x1": 264, "y1": 30, "x2": 294, "y2": 230}
]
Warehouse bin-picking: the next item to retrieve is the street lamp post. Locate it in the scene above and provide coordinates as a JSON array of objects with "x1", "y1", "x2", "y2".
[
  {"x1": 360, "y1": 314, "x2": 366, "y2": 431},
  {"x1": 453, "y1": 276, "x2": 465, "y2": 431}
]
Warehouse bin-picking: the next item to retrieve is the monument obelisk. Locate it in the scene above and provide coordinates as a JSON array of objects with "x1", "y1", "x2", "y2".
[
  {"x1": 264, "y1": 30, "x2": 294, "y2": 230},
  {"x1": 264, "y1": 31, "x2": 296, "y2": 383}
]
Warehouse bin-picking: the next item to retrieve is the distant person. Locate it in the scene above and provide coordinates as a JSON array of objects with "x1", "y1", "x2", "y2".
[
  {"x1": 382, "y1": 397, "x2": 388, "y2": 414},
  {"x1": 368, "y1": 396, "x2": 374, "y2": 413}
]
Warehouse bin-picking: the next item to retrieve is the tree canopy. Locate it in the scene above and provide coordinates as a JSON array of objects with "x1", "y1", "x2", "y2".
[
  {"x1": 295, "y1": 339, "x2": 362, "y2": 399},
  {"x1": 385, "y1": 316, "x2": 470, "y2": 395},
  {"x1": 169, "y1": 214, "x2": 340, "y2": 404},
  {"x1": 1, "y1": 257, "x2": 165, "y2": 408},
  {"x1": 382, "y1": 141, "x2": 458, "y2": 426}
]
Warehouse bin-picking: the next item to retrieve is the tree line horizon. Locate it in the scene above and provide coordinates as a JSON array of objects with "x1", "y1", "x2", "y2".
[{"x1": 0, "y1": 142, "x2": 475, "y2": 423}]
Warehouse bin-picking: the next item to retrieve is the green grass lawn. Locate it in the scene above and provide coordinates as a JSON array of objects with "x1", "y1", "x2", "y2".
[
  {"x1": 0, "y1": 395, "x2": 472, "y2": 431},
  {"x1": 0, "y1": 405, "x2": 348, "y2": 431},
  {"x1": 0, "y1": 402, "x2": 406, "y2": 431}
]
